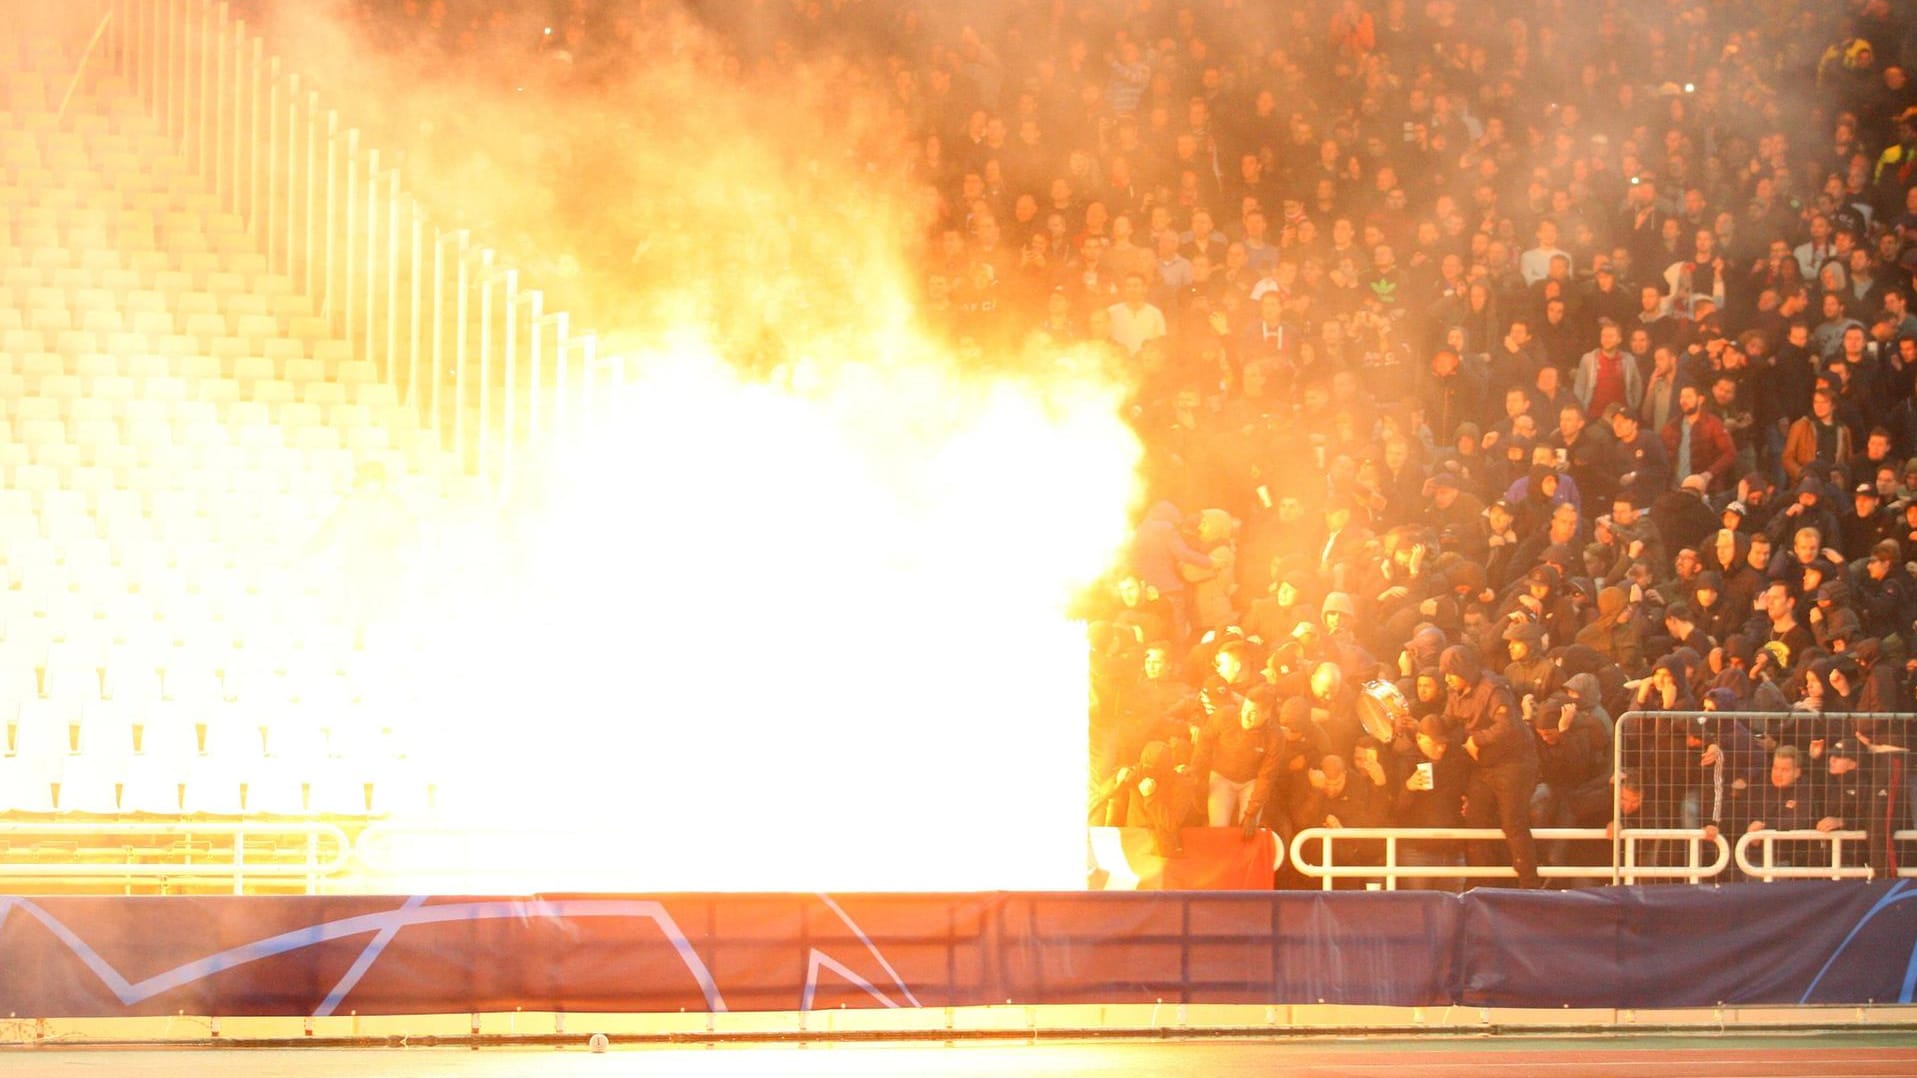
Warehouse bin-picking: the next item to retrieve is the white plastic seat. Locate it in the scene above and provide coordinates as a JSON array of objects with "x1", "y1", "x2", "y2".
[
  {"x1": 369, "y1": 763, "x2": 434, "y2": 816},
  {"x1": 0, "y1": 758, "x2": 58, "y2": 811},
  {"x1": 298, "y1": 379, "x2": 346, "y2": 406},
  {"x1": 184, "y1": 757, "x2": 244, "y2": 814},
  {"x1": 13, "y1": 395, "x2": 60, "y2": 422},
  {"x1": 138, "y1": 702, "x2": 201, "y2": 760},
  {"x1": 42, "y1": 647, "x2": 101, "y2": 705},
  {"x1": 104, "y1": 640, "x2": 163, "y2": 700},
  {"x1": 201, "y1": 707, "x2": 264, "y2": 759},
  {"x1": 12, "y1": 700, "x2": 72, "y2": 763},
  {"x1": 79, "y1": 700, "x2": 139, "y2": 759},
  {"x1": 54, "y1": 755, "x2": 121, "y2": 814},
  {"x1": 309, "y1": 763, "x2": 369, "y2": 815},
  {"x1": 267, "y1": 708, "x2": 328, "y2": 760},
  {"x1": 120, "y1": 754, "x2": 183, "y2": 813},
  {"x1": 245, "y1": 759, "x2": 308, "y2": 815},
  {"x1": 295, "y1": 425, "x2": 342, "y2": 452}
]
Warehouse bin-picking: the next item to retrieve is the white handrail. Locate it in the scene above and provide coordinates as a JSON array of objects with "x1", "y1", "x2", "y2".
[
  {"x1": 1732, "y1": 828, "x2": 1888, "y2": 882},
  {"x1": 0, "y1": 820, "x2": 352, "y2": 888},
  {"x1": 1289, "y1": 826, "x2": 1731, "y2": 889}
]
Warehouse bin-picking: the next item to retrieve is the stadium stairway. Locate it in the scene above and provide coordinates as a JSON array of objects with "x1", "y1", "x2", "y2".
[{"x1": 0, "y1": 27, "x2": 452, "y2": 842}]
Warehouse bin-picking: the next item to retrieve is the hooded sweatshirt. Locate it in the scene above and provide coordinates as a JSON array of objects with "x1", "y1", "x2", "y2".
[
  {"x1": 1440, "y1": 644, "x2": 1535, "y2": 770},
  {"x1": 1576, "y1": 586, "x2": 1645, "y2": 673},
  {"x1": 1132, "y1": 501, "x2": 1214, "y2": 596}
]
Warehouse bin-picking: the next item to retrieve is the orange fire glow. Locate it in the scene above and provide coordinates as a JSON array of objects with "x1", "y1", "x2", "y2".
[
  {"x1": 346, "y1": 333, "x2": 1138, "y2": 893},
  {"x1": 252, "y1": 2, "x2": 1144, "y2": 893}
]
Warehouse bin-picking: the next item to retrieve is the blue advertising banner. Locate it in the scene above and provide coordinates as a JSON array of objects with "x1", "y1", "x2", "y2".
[{"x1": 3, "y1": 883, "x2": 1916, "y2": 1018}]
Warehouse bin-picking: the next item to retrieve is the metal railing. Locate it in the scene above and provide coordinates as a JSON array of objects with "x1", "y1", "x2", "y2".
[
  {"x1": 1268, "y1": 710, "x2": 1917, "y2": 890},
  {"x1": 1289, "y1": 826, "x2": 1730, "y2": 889},
  {"x1": 0, "y1": 819, "x2": 352, "y2": 893},
  {"x1": 1612, "y1": 710, "x2": 1915, "y2": 882},
  {"x1": 1733, "y1": 828, "x2": 1917, "y2": 882},
  {"x1": 99, "y1": 0, "x2": 605, "y2": 479}
]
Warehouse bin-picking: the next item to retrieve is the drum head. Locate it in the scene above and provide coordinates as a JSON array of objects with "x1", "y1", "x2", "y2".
[{"x1": 1356, "y1": 680, "x2": 1407, "y2": 742}]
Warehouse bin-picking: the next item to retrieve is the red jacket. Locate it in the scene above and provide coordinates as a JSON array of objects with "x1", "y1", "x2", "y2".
[{"x1": 1660, "y1": 411, "x2": 1738, "y2": 489}]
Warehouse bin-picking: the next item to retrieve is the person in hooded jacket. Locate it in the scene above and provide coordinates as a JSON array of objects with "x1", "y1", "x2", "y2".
[
  {"x1": 1440, "y1": 643, "x2": 1542, "y2": 887},
  {"x1": 1562, "y1": 670, "x2": 1617, "y2": 738},
  {"x1": 1817, "y1": 736, "x2": 1898, "y2": 876},
  {"x1": 1854, "y1": 539, "x2": 1916, "y2": 640},
  {"x1": 1498, "y1": 561, "x2": 1583, "y2": 643},
  {"x1": 1184, "y1": 508, "x2": 1240, "y2": 633},
  {"x1": 1132, "y1": 500, "x2": 1216, "y2": 643},
  {"x1": 1100, "y1": 739, "x2": 1201, "y2": 856},
  {"x1": 1764, "y1": 480, "x2": 1844, "y2": 561},
  {"x1": 1529, "y1": 690, "x2": 1614, "y2": 868},
  {"x1": 1690, "y1": 699, "x2": 1770, "y2": 852},
  {"x1": 1501, "y1": 620, "x2": 1563, "y2": 700},
  {"x1": 1848, "y1": 639, "x2": 1906, "y2": 713},
  {"x1": 1507, "y1": 462, "x2": 1581, "y2": 537},
  {"x1": 1703, "y1": 636, "x2": 1761, "y2": 707},
  {"x1": 1576, "y1": 585, "x2": 1646, "y2": 674},
  {"x1": 1242, "y1": 562, "x2": 1317, "y2": 643},
  {"x1": 1393, "y1": 714, "x2": 1470, "y2": 890},
  {"x1": 1689, "y1": 570, "x2": 1739, "y2": 643},
  {"x1": 1705, "y1": 528, "x2": 1761, "y2": 605}
]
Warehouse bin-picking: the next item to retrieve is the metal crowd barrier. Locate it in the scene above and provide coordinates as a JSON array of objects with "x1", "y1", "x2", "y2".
[
  {"x1": 1732, "y1": 828, "x2": 1917, "y2": 882},
  {"x1": 0, "y1": 819, "x2": 352, "y2": 893},
  {"x1": 1289, "y1": 826, "x2": 1730, "y2": 889}
]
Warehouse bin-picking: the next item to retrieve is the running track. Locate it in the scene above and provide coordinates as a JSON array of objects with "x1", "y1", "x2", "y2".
[{"x1": 8, "y1": 1034, "x2": 1917, "y2": 1077}]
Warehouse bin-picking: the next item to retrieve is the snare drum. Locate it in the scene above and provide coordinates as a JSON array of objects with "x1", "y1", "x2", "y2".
[{"x1": 1356, "y1": 679, "x2": 1410, "y2": 742}]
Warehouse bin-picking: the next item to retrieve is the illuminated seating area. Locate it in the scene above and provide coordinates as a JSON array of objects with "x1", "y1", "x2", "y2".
[{"x1": 0, "y1": 33, "x2": 446, "y2": 867}]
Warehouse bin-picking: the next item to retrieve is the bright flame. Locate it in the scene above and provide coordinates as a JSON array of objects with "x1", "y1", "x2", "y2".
[
  {"x1": 354, "y1": 336, "x2": 1139, "y2": 893},
  {"x1": 253, "y1": 0, "x2": 1145, "y2": 893}
]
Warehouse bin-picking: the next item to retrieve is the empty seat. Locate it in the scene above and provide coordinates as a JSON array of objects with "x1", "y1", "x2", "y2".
[
  {"x1": 0, "y1": 758, "x2": 58, "y2": 811},
  {"x1": 184, "y1": 758, "x2": 245, "y2": 814},
  {"x1": 81, "y1": 700, "x2": 141, "y2": 759},
  {"x1": 309, "y1": 764, "x2": 370, "y2": 815},
  {"x1": 43, "y1": 647, "x2": 102, "y2": 706},
  {"x1": 11, "y1": 700, "x2": 72, "y2": 768},
  {"x1": 120, "y1": 754, "x2": 183, "y2": 814},
  {"x1": 245, "y1": 760, "x2": 308, "y2": 815},
  {"x1": 55, "y1": 756, "x2": 121, "y2": 814}
]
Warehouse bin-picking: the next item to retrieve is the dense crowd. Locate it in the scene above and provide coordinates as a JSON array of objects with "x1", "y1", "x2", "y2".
[
  {"x1": 1062, "y1": 0, "x2": 1917, "y2": 886},
  {"x1": 307, "y1": 0, "x2": 1917, "y2": 885}
]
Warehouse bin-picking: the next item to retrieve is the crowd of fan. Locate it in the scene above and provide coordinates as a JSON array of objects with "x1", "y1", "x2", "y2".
[
  {"x1": 1047, "y1": 0, "x2": 1917, "y2": 888},
  {"x1": 298, "y1": 0, "x2": 1917, "y2": 885}
]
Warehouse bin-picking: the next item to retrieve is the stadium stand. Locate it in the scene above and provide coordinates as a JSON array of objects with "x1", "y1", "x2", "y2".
[{"x1": 0, "y1": 22, "x2": 446, "y2": 888}]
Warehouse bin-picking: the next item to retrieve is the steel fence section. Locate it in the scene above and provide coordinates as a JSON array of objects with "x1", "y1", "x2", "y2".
[{"x1": 1613, "y1": 711, "x2": 1917, "y2": 882}]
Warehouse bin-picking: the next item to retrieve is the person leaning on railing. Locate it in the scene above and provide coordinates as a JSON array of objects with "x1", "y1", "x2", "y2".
[
  {"x1": 1094, "y1": 739, "x2": 1200, "y2": 858},
  {"x1": 1819, "y1": 737, "x2": 1893, "y2": 875},
  {"x1": 1740, "y1": 745, "x2": 1831, "y2": 869}
]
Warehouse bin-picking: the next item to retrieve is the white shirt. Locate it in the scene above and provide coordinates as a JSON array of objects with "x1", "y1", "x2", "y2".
[
  {"x1": 1107, "y1": 301, "x2": 1167, "y2": 356},
  {"x1": 1519, "y1": 245, "x2": 1571, "y2": 285}
]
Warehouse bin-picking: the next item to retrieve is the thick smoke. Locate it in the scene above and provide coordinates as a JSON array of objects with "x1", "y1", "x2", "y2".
[{"x1": 248, "y1": 0, "x2": 1139, "y2": 890}]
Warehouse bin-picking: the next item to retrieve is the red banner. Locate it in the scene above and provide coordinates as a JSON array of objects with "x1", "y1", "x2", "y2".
[{"x1": 1087, "y1": 827, "x2": 1277, "y2": 890}]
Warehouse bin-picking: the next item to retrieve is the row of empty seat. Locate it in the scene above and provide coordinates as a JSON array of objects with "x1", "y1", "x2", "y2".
[{"x1": 0, "y1": 28, "x2": 462, "y2": 831}]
